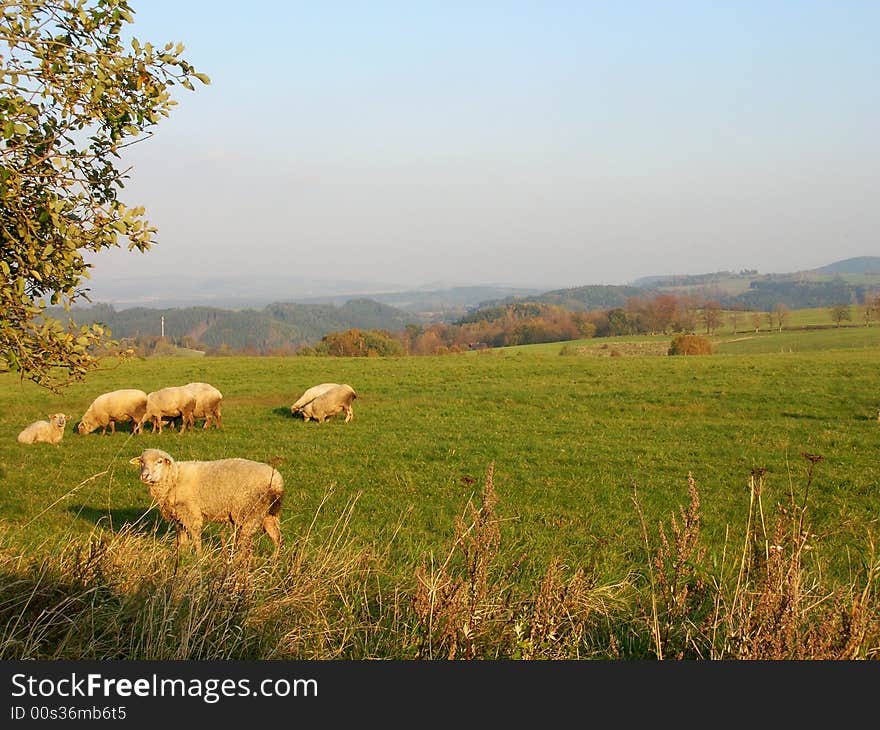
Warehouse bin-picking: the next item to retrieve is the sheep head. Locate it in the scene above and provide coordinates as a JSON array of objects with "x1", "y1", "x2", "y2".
[{"x1": 130, "y1": 448, "x2": 175, "y2": 486}]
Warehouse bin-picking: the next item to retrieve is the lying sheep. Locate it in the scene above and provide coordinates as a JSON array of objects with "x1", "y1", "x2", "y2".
[
  {"x1": 143, "y1": 386, "x2": 196, "y2": 435},
  {"x1": 290, "y1": 382, "x2": 340, "y2": 417},
  {"x1": 130, "y1": 448, "x2": 284, "y2": 558},
  {"x1": 77, "y1": 389, "x2": 148, "y2": 436},
  {"x1": 183, "y1": 382, "x2": 223, "y2": 429},
  {"x1": 17, "y1": 413, "x2": 68, "y2": 445},
  {"x1": 300, "y1": 383, "x2": 357, "y2": 424}
]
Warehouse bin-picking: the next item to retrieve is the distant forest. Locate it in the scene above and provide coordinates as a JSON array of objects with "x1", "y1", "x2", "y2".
[{"x1": 55, "y1": 270, "x2": 879, "y2": 357}]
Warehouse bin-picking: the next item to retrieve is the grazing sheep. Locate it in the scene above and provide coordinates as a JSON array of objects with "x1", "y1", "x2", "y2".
[
  {"x1": 17, "y1": 413, "x2": 68, "y2": 445},
  {"x1": 143, "y1": 386, "x2": 197, "y2": 435},
  {"x1": 290, "y1": 382, "x2": 340, "y2": 417},
  {"x1": 183, "y1": 382, "x2": 223, "y2": 429},
  {"x1": 129, "y1": 448, "x2": 284, "y2": 557},
  {"x1": 77, "y1": 389, "x2": 148, "y2": 436},
  {"x1": 300, "y1": 384, "x2": 357, "y2": 424}
]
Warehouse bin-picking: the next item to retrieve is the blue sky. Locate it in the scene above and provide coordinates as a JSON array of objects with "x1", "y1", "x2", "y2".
[{"x1": 89, "y1": 1, "x2": 880, "y2": 291}]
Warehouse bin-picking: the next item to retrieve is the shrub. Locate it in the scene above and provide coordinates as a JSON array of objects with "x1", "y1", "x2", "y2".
[{"x1": 668, "y1": 335, "x2": 713, "y2": 356}]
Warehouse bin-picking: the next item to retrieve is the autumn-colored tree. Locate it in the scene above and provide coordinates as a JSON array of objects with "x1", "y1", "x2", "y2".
[
  {"x1": 606, "y1": 308, "x2": 633, "y2": 336},
  {"x1": 774, "y1": 303, "x2": 790, "y2": 331},
  {"x1": 699, "y1": 300, "x2": 723, "y2": 335},
  {"x1": 830, "y1": 303, "x2": 852, "y2": 328},
  {"x1": 863, "y1": 293, "x2": 879, "y2": 326},
  {"x1": 674, "y1": 294, "x2": 699, "y2": 333},
  {"x1": 314, "y1": 328, "x2": 402, "y2": 356},
  {"x1": 412, "y1": 329, "x2": 445, "y2": 356},
  {"x1": 653, "y1": 293, "x2": 679, "y2": 334},
  {"x1": 729, "y1": 305, "x2": 744, "y2": 334},
  {"x1": 751, "y1": 311, "x2": 762, "y2": 333},
  {"x1": 0, "y1": 0, "x2": 208, "y2": 389}
]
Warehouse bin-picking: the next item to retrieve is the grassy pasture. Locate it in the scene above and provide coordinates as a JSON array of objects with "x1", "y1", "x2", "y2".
[{"x1": 2, "y1": 327, "x2": 878, "y2": 593}]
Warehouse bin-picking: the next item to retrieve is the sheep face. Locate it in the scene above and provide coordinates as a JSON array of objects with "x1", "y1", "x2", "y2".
[
  {"x1": 77, "y1": 418, "x2": 95, "y2": 435},
  {"x1": 49, "y1": 413, "x2": 67, "y2": 429},
  {"x1": 130, "y1": 449, "x2": 174, "y2": 485}
]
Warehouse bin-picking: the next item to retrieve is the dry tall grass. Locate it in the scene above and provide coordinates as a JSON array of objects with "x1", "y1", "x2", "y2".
[
  {"x1": 633, "y1": 456, "x2": 880, "y2": 659},
  {"x1": 412, "y1": 462, "x2": 627, "y2": 659},
  {"x1": 0, "y1": 458, "x2": 877, "y2": 659}
]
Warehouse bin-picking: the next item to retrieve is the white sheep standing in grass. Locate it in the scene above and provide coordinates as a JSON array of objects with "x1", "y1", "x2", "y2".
[
  {"x1": 183, "y1": 382, "x2": 223, "y2": 429},
  {"x1": 77, "y1": 389, "x2": 148, "y2": 436},
  {"x1": 290, "y1": 382, "x2": 340, "y2": 417},
  {"x1": 142, "y1": 386, "x2": 197, "y2": 434},
  {"x1": 129, "y1": 448, "x2": 284, "y2": 558},
  {"x1": 17, "y1": 413, "x2": 68, "y2": 445},
  {"x1": 299, "y1": 384, "x2": 357, "y2": 424}
]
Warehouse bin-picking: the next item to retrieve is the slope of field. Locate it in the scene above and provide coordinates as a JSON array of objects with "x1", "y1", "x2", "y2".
[{"x1": 1, "y1": 327, "x2": 877, "y2": 592}]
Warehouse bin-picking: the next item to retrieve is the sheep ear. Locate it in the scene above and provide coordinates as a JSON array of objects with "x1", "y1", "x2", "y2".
[{"x1": 129, "y1": 456, "x2": 143, "y2": 466}]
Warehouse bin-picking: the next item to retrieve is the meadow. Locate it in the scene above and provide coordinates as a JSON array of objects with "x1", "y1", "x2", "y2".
[{"x1": 1, "y1": 322, "x2": 878, "y2": 659}]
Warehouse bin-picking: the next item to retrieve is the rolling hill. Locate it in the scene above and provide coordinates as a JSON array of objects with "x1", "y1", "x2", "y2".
[{"x1": 52, "y1": 299, "x2": 420, "y2": 354}]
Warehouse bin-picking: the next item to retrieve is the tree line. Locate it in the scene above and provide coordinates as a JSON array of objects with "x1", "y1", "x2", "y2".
[{"x1": 293, "y1": 291, "x2": 880, "y2": 358}]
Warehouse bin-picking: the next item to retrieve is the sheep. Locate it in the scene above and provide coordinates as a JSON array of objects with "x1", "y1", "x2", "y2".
[
  {"x1": 143, "y1": 386, "x2": 197, "y2": 435},
  {"x1": 299, "y1": 384, "x2": 357, "y2": 424},
  {"x1": 77, "y1": 389, "x2": 148, "y2": 436},
  {"x1": 17, "y1": 413, "x2": 68, "y2": 445},
  {"x1": 183, "y1": 382, "x2": 223, "y2": 429},
  {"x1": 129, "y1": 448, "x2": 283, "y2": 558},
  {"x1": 290, "y1": 382, "x2": 340, "y2": 417}
]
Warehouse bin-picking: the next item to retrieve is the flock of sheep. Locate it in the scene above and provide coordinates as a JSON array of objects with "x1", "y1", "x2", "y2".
[{"x1": 15, "y1": 380, "x2": 358, "y2": 561}]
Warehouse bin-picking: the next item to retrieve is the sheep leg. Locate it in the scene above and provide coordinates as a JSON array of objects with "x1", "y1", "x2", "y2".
[
  {"x1": 182, "y1": 516, "x2": 203, "y2": 555},
  {"x1": 175, "y1": 524, "x2": 189, "y2": 550},
  {"x1": 220, "y1": 524, "x2": 235, "y2": 559},
  {"x1": 263, "y1": 515, "x2": 282, "y2": 557},
  {"x1": 235, "y1": 522, "x2": 257, "y2": 564}
]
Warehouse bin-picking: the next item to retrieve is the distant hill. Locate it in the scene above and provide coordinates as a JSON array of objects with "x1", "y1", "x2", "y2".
[
  {"x1": 83, "y1": 274, "x2": 541, "y2": 319},
  {"x1": 292, "y1": 285, "x2": 543, "y2": 321},
  {"x1": 481, "y1": 284, "x2": 653, "y2": 312},
  {"x1": 814, "y1": 257, "x2": 880, "y2": 274},
  {"x1": 466, "y1": 257, "x2": 880, "y2": 319},
  {"x1": 54, "y1": 257, "x2": 880, "y2": 353},
  {"x1": 52, "y1": 299, "x2": 421, "y2": 354}
]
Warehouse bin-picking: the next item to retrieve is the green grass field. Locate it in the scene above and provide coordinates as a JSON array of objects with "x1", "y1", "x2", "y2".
[{"x1": 2, "y1": 324, "x2": 878, "y2": 593}]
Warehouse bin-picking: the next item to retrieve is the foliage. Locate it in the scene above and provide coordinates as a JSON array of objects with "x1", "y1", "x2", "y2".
[
  {"x1": 736, "y1": 279, "x2": 862, "y2": 311},
  {"x1": 486, "y1": 283, "x2": 657, "y2": 312},
  {"x1": 308, "y1": 328, "x2": 403, "y2": 357},
  {"x1": 52, "y1": 298, "x2": 419, "y2": 355},
  {"x1": 668, "y1": 334, "x2": 713, "y2": 355},
  {"x1": 0, "y1": 0, "x2": 207, "y2": 389},
  {"x1": 830, "y1": 303, "x2": 852, "y2": 327}
]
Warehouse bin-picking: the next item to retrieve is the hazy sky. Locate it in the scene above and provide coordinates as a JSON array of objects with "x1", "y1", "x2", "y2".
[{"x1": 87, "y1": 1, "x2": 879, "y2": 292}]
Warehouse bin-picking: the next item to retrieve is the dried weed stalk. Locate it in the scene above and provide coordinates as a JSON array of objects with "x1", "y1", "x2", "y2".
[{"x1": 413, "y1": 462, "x2": 625, "y2": 659}]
